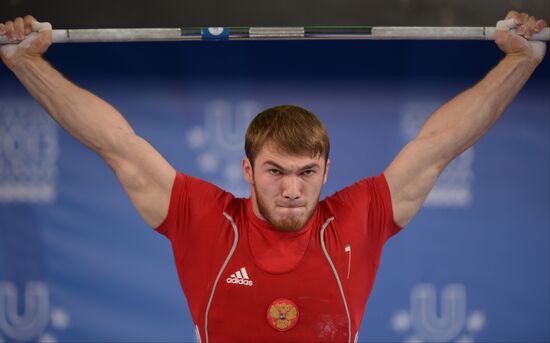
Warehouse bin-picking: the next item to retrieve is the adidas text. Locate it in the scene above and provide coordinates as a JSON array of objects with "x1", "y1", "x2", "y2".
[{"x1": 226, "y1": 277, "x2": 253, "y2": 286}]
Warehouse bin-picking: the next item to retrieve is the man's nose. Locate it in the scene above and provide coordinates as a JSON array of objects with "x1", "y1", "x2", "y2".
[{"x1": 282, "y1": 176, "x2": 301, "y2": 200}]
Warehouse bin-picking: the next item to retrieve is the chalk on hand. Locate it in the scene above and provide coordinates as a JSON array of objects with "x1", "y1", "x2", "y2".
[
  {"x1": 496, "y1": 19, "x2": 516, "y2": 32},
  {"x1": 32, "y1": 21, "x2": 53, "y2": 33},
  {"x1": 0, "y1": 21, "x2": 52, "y2": 58}
]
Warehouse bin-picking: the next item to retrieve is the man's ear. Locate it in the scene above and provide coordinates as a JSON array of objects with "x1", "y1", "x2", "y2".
[
  {"x1": 322, "y1": 159, "x2": 331, "y2": 185},
  {"x1": 242, "y1": 157, "x2": 254, "y2": 184}
]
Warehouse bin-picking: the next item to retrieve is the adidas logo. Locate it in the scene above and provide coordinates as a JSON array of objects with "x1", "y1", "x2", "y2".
[{"x1": 226, "y1": 267, "x2": 253, "y2": 286}]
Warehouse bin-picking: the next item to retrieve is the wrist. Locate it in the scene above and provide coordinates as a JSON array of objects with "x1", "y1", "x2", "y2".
[
  {"x1": 503, "y1": 52, "x2": 542, "y2": 68},
  {"x1": 8, "y1": 54, "x2": 44, "y2": 73}
]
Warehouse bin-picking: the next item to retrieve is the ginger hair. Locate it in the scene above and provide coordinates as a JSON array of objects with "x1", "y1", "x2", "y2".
[{"x1": 245, "y1": 105, "x2": 330, "y2": 168}]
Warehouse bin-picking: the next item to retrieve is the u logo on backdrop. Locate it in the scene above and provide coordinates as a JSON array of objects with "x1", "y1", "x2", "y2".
[
  {"x1": 0, "y1": 281, "x2": 70, "y2": 343},
  {"x1": 186, "y1": 99, "x2": 262, "y2": 197},
  {"x1": 391, "y1": 283, "x2": 486, "y2": 343}
]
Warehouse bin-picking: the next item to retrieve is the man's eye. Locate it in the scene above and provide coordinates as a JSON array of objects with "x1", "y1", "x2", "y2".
[
  {"x1": 269, "y1": 169, "x2": 281, "y2": 175},
  {"x1": 302, "y1": 170, "x2": 315, "y2": 177}
]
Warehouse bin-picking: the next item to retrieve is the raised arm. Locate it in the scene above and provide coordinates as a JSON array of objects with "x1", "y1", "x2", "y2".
[
  {"x1": 384, "y1": 11, "x2": 547, "y2": 228},
  {"x1": 0, "y1": 15, "x2": 176, "y2": 228}
]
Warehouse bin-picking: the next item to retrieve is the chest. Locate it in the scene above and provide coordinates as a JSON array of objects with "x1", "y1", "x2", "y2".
[{"x1": 202, "y1": 217, "x2": 352, "y2": 342}]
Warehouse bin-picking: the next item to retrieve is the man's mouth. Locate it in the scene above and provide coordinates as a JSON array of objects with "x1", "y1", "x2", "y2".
[{"x1": 276, "y1": 204, "x2": 305, "y2": 208}]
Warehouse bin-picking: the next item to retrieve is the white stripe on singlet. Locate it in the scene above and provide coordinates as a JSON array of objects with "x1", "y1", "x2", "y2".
[
  {"x1": 320, "y1": 217, "x2": 353, "y2": 343},
  {"x1": 204, "y1": 212, "x2": 239, "y2": 343}
]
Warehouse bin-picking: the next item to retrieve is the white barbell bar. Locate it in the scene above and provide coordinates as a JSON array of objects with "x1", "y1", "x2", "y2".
[{"x1": 0, "y1": 26, "x2": 549, "y2": 44}]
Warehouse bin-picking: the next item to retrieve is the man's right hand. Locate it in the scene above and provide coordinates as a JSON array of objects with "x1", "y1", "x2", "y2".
[{"x1": 0, "y1": 15, "x2": 52, "y2": 69}]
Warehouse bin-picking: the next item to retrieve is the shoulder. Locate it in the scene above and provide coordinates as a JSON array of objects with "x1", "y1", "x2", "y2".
[
  {"x1": 173, "y1": 172, "x2": 235, "y2": 203},
  {"x1": 322, "y1": 174, "x2": 389, "y2": 210},
  {"x1": 320, "y1": 173, "x2": 401, "y2": 242},
  {"x1": 155, "y1": 172, "x2": 239, "y2": 236}
]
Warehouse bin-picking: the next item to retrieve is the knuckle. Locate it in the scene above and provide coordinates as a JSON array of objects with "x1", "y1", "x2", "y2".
[
  {"x1": 506, "y1": 10, "x2": 518, "y2": 20},
  {"x1": 520, "y1": 13, "x2": 528, "y2": 23},
  {"x1": 24, "y1": 15, "x2": 35, "y2": 26}
]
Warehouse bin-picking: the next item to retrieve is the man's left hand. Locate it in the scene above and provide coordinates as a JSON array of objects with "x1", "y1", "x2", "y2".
[{"x1": 495, "y1": 11, "x2": 547, "y2": 63}]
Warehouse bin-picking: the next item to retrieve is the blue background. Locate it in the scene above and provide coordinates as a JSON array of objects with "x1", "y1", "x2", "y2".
[{"x1": 0, "y1": 40, "x2": 548, "y2": 342}]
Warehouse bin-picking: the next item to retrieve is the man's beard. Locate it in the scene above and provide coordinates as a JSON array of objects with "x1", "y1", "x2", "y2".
[{"x1": 253, "y1": 182, "x2": 319, "y2": 232}]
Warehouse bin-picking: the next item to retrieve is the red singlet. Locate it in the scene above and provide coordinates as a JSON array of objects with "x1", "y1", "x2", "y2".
[{"x1": 156, "y1": 173, "x2": 401, "y2": 342}]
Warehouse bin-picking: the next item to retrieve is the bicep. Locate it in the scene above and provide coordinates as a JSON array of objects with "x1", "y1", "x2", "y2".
[
  {"x1": 102, "y1": 133, "x2": 176, "y2": 228},
  {"x1": 384, "y1": 136, "x2": 448, "y2": 227}
]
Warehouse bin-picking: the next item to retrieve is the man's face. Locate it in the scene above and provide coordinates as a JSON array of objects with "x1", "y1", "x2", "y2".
[{"x1": 243, "y1": 143, "x2": 330, "y2": 232}]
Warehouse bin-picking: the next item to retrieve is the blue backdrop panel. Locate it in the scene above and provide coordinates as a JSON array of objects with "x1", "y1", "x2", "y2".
[{"x1": 0, "y1": 40, "x2": 548, "y2": 343}]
